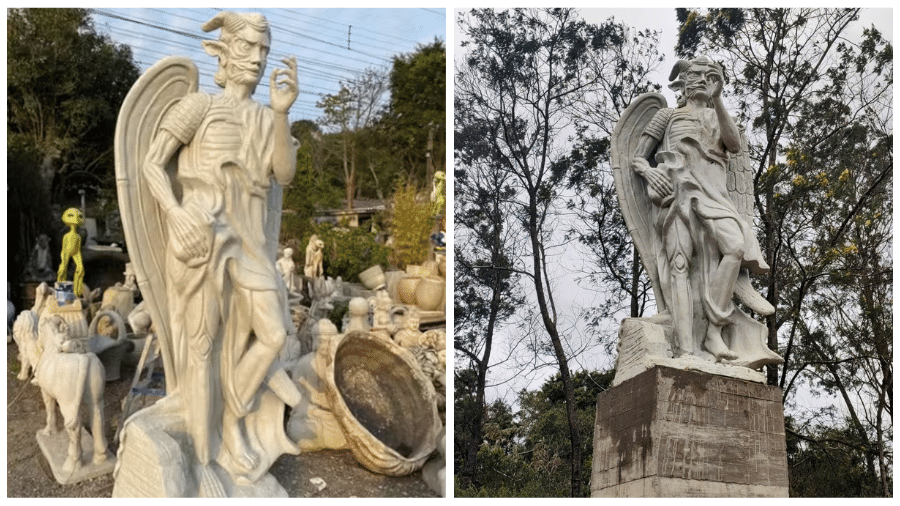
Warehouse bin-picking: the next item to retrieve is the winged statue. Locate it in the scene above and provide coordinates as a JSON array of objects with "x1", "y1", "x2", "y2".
[
  {"x1": 611, "y1": 56, "x2": 782, "y2": 370},
  {"x1": 114, "y1": 11, "x2": 303, "y2": 495}
]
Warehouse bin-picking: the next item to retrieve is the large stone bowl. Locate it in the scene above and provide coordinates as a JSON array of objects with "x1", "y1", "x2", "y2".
[{"x1": 324, "y1": 331, "x2": 442, "y2": 476}]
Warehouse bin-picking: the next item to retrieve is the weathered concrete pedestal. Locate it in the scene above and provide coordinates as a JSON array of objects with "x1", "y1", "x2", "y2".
[{"x1": 590, "y1": 365, "x2": 788, "y2": 497}]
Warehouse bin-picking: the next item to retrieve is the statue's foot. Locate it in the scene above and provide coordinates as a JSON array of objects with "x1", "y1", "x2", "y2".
[
  {"x1": 93, "y1": 450, "x2": 110, "y2": 464},
  {"x1": 39, "y1": 426, "x2": 55, "y2": 437},
  {"x1": 63, "y1": 454, "x2": 81, "y2": 474},
  {"x1": 224, "y1": 419, "x2": 259, "y2": 475},
  {"x1": 704, "y1": 326, "x2": 738, "y2": 361}
]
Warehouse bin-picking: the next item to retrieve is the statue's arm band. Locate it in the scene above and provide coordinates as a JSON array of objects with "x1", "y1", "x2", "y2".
[
  {"x1": 159, "y1": 93, "x2": 211, "y2": 144},
  {"x1": 643, "y1": 108, "x2": 673, "y2": 141}
]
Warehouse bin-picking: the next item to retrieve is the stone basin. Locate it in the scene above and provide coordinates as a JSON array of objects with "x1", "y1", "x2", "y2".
[{"x1": 325, "y1": 331, "x2": 441, "y2": 476}]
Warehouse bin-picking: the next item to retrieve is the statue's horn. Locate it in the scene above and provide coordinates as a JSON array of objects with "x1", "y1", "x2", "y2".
[
  {"x1": 669, "y1": 59, "x2": 691, "y2": 81},
  {"x1": 201, "y1": 11, "x2": 243, "y2": 34}
]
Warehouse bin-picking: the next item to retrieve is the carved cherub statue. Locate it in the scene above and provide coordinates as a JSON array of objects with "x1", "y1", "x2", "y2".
[
  {"x1": 304, "y1": 235, "x2": 324, "y2": 278},
  {"x1": 57, "y1": 207, "x2": 85, "y2": 297}
]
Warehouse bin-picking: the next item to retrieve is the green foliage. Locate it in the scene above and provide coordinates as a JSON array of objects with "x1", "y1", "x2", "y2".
[
  {"x1": 327, "y1": 299, "x2": 350, "y2": 333},
  {"x1": 305, "y1": 223, "x2": 390, "y2": 282},
  {"x1": 786, "y1": 418, "x2": 892, "y2": 496},
  {"x1": 389, "y1": 183, "x2": 436, "y2": 269},
  {"x1": 383, "y1": 39, "x2": 446, "y2": 184},
  {"x1": 7, "y1": 8, "x2": 140, "y2": 203},
  {"x1": 454, "y1": 369, "x2": 614, "y2": 497},
  {"x1": 281, "y1": 120, "x2": 342, "y2": 245}
]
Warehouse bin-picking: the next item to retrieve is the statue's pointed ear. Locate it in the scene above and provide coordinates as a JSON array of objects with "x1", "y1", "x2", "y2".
[{"x1": 202, "y1": 40, "x2": 226, "y2": 58}]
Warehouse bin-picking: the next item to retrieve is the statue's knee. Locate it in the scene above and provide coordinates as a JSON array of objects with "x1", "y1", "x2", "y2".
[{"x1": 670, "y1": 253, "x2": 689, "y2": 274}]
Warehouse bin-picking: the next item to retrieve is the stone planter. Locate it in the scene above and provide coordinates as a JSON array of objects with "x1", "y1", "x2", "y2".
[
  {"x1": 358, "y1": 265, "x2": 386, "y2": 290},
  {"x1": 414, "y1": 276, "x2": 444, "y2": 311},
  {"x1": 324, "y1": 331, "x2": 441, "y2": 476}
]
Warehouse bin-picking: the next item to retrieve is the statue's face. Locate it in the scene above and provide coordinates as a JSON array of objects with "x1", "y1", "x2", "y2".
[
  {"x1": 62, "y1": 207, "x2": 84, "y2": 227},
  {"x1": 683, "y1": 63, "x2": 720, "y2": 101},
  {"x1": 225, "y1": 26, "x2": 270, "y2": 87}
]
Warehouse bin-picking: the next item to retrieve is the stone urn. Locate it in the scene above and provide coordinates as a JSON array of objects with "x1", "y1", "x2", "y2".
[
  {"x1": 324, "y1": 331, "x2": 441, "y2": 476},
  {"x1": 358, "y1": 265, "x2": 386, "y2": 290},
  {"x1": 396, "y1": 276, "x2": 421, "y2": 305},
  {"x1": 414, "y1": 276, "x2": 444, "y2": 311}
]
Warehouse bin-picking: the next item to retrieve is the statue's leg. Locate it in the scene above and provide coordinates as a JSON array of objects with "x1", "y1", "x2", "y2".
[
  {"x1": 90, "y1": 362, "x2": 109, "y2": 463},
  {"x1": 704, "y1": 218, "x2": 744, "y2": 360},
  {"x1": 40, "y1": 390, "x2": 57, "y2": 435},
  {"x1": 665, "y1": 219, "x2": 694, "y2": 357},
  {"x1": 223, "y1": 402, "x2": 258, "y2": 475},
  {"x1": 57, "y1": 251, "x2": 69, "y2": 283},
  {"x1": 72, "y1": 252, "x2": 85, "y2": 297},
  {"x1": 233, "y1": 289, "x2": 288, "y2": 407},
  {"x1": 63, "y1": 424, "x2": 81, "y2": 472}
]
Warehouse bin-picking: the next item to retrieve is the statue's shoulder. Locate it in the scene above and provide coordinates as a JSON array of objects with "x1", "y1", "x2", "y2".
[{"x1": 160, "y1": 92, "x2": 212, "y2": 143}]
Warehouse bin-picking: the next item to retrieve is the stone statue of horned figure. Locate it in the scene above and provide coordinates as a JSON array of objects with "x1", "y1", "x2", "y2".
[{"x1": 57, "y1": 207, "x2": 85, "y2": 297}]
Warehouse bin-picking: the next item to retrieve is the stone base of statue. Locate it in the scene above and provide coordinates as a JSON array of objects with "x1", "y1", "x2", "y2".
[
  {"x1": 590, "y1": 365, "x2": 788, "y2": 497},
  {"x1": 613, "y1": 317, "x2": 769, "y2": 386},
  {"x1": 36, "y1": 428, "x2": 115, "y2": 485},
  {"x1": 112, "y1": 391, "x2": 297, "y2": 497}
]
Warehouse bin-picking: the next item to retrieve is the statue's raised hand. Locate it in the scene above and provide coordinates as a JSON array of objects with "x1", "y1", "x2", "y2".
[
  {"x1": 271, "y1": 57, "x2": 298, "y2": 114},
  {"x1": 707, "y1": 68, "x2": 724, "y2": 99},
  {"x1": 167, "y1": 206, "x2": 212, "y2": 267}
]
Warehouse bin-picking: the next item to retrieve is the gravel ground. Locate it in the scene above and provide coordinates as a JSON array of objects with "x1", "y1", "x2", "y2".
[{"x1": 6, "y1": 342, "x2": 440, "y2": 498}]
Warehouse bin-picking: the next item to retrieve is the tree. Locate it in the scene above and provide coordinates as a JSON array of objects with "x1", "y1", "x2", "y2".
[
  {"x1": 317, "y1": 68, "x2": 389, "y2": 209},
  {"x1": 554, "y1": 26, "x2": 663, "y2": 348},
  {"x1": 280, "y1": 120, "x2": 342, "y2": 249},
  {"x1": 456, "y1": 8, "x2": 649, "y2": 496},
  {"x1": 385, "y1": 39, "x2": 446, "y2": 184},
  {"x1": 453, "y1": 132, "x2": 526, "y2": 486},
  {"x1": 455, "y1": 370, "x2": 614, "y2": 497},
  {"x1": 676, "y1": 8, "x2": 892, "y2": 495},
  {"x1": 7, "y1": 8, "x2": 139, "y2": 203}
]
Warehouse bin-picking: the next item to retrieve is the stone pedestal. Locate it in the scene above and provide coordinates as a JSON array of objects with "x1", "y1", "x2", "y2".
[
  {"x1": 36, "y1": 428, "x2": 115, "y2": 485},
  {"x1": 590, "y1": 366, "x2": 788, "y2": 497}
]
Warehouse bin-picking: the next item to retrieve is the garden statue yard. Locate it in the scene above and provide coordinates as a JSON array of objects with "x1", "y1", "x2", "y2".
[{"x1": 114, "y1": 11, "x2": 305, "y2": 497}]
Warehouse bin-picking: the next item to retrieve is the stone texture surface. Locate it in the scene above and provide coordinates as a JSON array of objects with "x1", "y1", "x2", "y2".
[
  {"x1": 614, "y1": 318, "x2": 766, "y2": 386},
  {"x1": 591, "y1": 365, "x2": 788, "y2": 497}
]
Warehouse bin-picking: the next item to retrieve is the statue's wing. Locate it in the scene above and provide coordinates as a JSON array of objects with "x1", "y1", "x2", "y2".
[
  {"x1": 727, "y1": 124, "x2": 755, "y2": 228},
  {"x1": 115, "y1": 56, "x2": 199, "y2": 391},
  {"x1": 610, "y1": 92, "x2": 668, "y2": 311}
]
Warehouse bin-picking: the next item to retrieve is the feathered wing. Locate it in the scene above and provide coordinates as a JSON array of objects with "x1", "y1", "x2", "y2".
[
  {"x1": 727, "y1": 125, "x2": 775, "y2": 316},
  {"x1": 115, "y1": 56, "x2": 199, "y2": 391},
  {"x1": 610, "y1": 92, "x2": 668, "y2": 312}
]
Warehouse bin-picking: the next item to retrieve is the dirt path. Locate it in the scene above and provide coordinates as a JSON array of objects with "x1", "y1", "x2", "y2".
[{"x1": 6, "y1": 342, "x2": 439, "y2": 498}]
